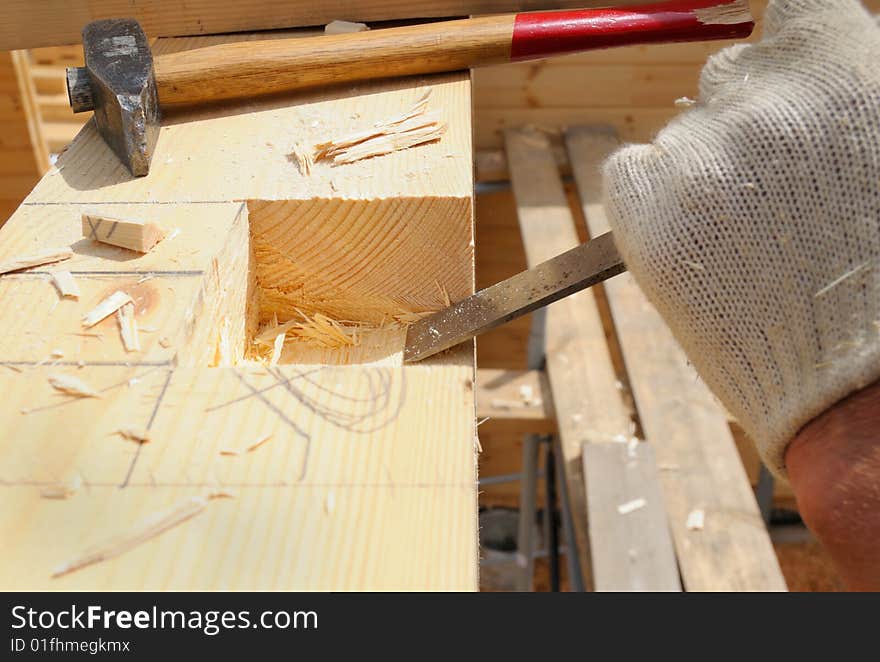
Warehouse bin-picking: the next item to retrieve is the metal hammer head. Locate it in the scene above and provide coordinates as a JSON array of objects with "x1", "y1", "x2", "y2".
[{"x1": 66, "y1": 19, "x2": 160, "y2": 177}]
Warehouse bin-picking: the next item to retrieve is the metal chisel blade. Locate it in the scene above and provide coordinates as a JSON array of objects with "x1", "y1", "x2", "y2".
[{"x1": 403, "y1": 231, "x2": 625, "y2": 363}]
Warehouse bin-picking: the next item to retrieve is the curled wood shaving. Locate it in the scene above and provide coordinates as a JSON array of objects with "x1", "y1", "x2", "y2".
[
  {"x1": 313, "y1": 90, "x2": 446, "y2": 165},
  {"x1": 52, "y1": 496, "x2": 208, "y2": 578},
  {"x1": 51, "y1": 270, "x2": 80, "y2": 299},
  {"x1": 269, "y1": 332, "x2": 285, "y2": 366},
  {"x1": 82, "y1": 291, "x2": 133, "y2": 328},
  {"x1": 116, "y1": 302, "x2": 140, "y2": 352},
  {"x1": 48, "y1": 374, "x2": 100, "y2": 398},
  {"x1": 41, "y1": 473, "x2": 83, "y2": 500},
  {"x1": 0, "y1": 247, "x2": 72, "y2": 275}
]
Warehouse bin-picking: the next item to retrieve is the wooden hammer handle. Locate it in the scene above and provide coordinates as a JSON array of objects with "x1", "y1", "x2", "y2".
[{"x1": 155, "y1": 0, "x2": 752, "y2": 107}]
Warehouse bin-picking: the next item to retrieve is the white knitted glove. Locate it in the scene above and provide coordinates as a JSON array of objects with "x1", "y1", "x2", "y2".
[{"x1": 602, "y1": 0, "x2": 880, "y2": 477}]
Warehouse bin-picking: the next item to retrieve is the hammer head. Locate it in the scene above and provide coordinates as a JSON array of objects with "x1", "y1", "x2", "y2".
[{"x1": 66, "y1": 19, "x2": 160, "y2": 177}]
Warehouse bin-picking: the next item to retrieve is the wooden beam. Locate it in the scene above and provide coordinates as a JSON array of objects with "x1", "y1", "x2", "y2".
[
  {"x1": 582, "y1": 442, "x2": 681, "y2": 591},
  {"x1": 0, "y1": 32, "x2": 477, "y2": 590},
  {"x1": 504, "y1": 127, "x2": 636, "y2": 590},
  {"x1": 566, "y1": 125, "x2": 786, "y2": 591},
  {"x1": 1, "y1": 1, "x2": 640, "y2": 50}
]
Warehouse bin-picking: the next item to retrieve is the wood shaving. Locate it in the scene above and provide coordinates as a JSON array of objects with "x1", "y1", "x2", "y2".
[
  {"x1": 324, "y1": 491, "x2": 336, "y2": 515},
  {"x1": 255, "y1": 309, "x2": 361, "y2": 352},
  {"x1": 313, "y1": 90, "x2": 446, "y2": 165},
  {"x1": 41, "y1": 473, "x2": 83, "y2": 500},
  {"x1": 617, "y1": 498, "x2": 646, "y2": 515},
  {"x1": 220, "y1": 432, "x2": 272, "y2": 457},
  {"x1": 48, "y1": 374, "x2": 100, "y2": 398},
  {"x1": 287, "y1": 143, "x2": 313, "y2": 175},
  {"x1": 52, "y1": 495, "x2": 207, "y2": 578},
  {"x1": 159, "y1": 337, "x2": 172, "y2": 348},
  {"x1": 116, "y1": 302, "x2": 140, "y2": 352},
  {"x1": 674, "y1": 96, "x2": 696, "y2": 108},
  {"x1": 0, "y1": 247, "x2": 72, "y2": 275},
  {"x1": 51, "y1": 270, "x2": 80, "y2": 299},
  {"x1": 324, "y1": 19, "x2": 369, "y2": 34},
  {"x1": 117, "y1": 427, "x2": 151, "y2": 444},
  {"x1": 269, "y1": 332, "x2": 285, "y2": 366},
  {"x1": 686, "y1": 508, "x2": 705, "y2": 531},
  {"x1": 82, "y1": 291, "x2": 133, "y2": 328}
]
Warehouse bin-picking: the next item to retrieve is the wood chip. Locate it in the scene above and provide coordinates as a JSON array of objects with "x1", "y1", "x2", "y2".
[
  {"x1": 287, "y1": 143, "x2": 313, "y2": 175},
  {"x1": 50, "y1": 270, "x2": 80, "y2": 299},
  {"x1": 313, "y1": 90, "x2": 446, "y2": 165},
  {"x1": 220, "y1": 432, "x2": 273, "y2": 457},
  {"x1": 269, "y1": 332, "x2": 285, "y2": 366},
  {"x1": 159, "y1": 337, "x2": 172, "y2": 348},
  {"x1": 41, "y1": 473, "x2": 83, "y2": 500},
  {"x1": 0, "y1": 247, "x2": 72, "y2": 275},
  {"x1": 686, "y1": 508, "x2": 705, "y2": 531},
  {"x1": 82, "y1": 213, "x2": 166, "y2": 253},
  {"x1": 117, "y1": 427, "x2": 150, "y2": 444},
  {"x1": 82, "y1": 291, "x2": 133, "y2": 328},
  {"x1": 324, "y1": 19, "x2": 369, "y2": 34},
  {"x1": 52, "y1": 496, "x2": 207, "y2": 578},
  {"x1": 617, "y1": 498, "x2": 646, "y2": 515},
  {"x1": 48, "y1": 374, "x2": 100, "y2": 398},
  {"x1": 116, "y1": 302, "x2": 140, "y2": 352}
]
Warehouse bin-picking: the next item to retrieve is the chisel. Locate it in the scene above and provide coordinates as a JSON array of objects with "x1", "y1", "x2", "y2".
[{"x1": 403, "y1": 232, "x2": 624, "y2": 362}]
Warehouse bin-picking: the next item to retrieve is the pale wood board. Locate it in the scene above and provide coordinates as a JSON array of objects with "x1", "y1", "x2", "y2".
[
  {"x1": 475, "y1": 368, "x2": 553, "y2": 422},
  {"x1": 0, "y1": 33, "x2": 477, "y2": 590},
  {"x1": 1, "y1": 1, "x2": 643, "y2": 50},
  {"x1": 566, "y1": 125, "x2": 786, "y2": 591},
  {"x1": 504, "y1": 127, "x2": 633, "y2": 590},
  {"x1": 582, "y1": 442, "x2": 681, "y2": 591}
]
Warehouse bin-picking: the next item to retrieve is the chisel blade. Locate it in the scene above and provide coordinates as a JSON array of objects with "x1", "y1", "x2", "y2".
[{"x1": 403, "y1": 231, "x2": 625, "y2": 363}]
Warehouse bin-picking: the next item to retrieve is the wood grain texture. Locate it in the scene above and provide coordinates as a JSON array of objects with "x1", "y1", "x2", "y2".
[
  {"x1": 0, "y1": 364, "x2": 476, "y2": 590},
  {"x1": 0, "y1": 1, "x2": 640, "y2": 50},
  {"x1": 0, "y1": 33, "x2": 477, "y2": 590},
  {"x1": 504, "y1": 127, "x2": 632, "y2": 589},
  {"x1": 566, "y1": 125, "x2": 786, "y2": 591},
  {"x1": 582, "y1": 442, "x2": 681, "y2": 591}
]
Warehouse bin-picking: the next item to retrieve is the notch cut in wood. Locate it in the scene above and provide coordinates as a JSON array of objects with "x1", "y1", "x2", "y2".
[{"x1": 82, "y1": 213, "x2": 166, "y2": 253}]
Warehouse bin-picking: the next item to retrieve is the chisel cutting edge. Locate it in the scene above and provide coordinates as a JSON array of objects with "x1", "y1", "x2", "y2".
[{"x1": 403, "y1": 232, "x2": 625, "y2": 363}]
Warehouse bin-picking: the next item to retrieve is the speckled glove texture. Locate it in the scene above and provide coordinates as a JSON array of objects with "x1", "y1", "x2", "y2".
[{"x1": 602, "y1": 0, "x2": 880, "y2": 477}]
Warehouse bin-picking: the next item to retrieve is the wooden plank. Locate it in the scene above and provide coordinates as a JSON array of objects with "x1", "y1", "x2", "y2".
[
  {"x1": 1, "y1": 0, "x2": 640, "y2": 50},
  {"x1": 0, "y1": 51, "x2": 44, "y2": 226},
  {"x1": 475, "y1": 368, "x2": 553, "y2": 422},
  {"x1": 0, "y1": 32, "x2": 477, "y2": 590},
  {"x1": 504, "y1": 127, "x2": 633, "y2": 589},
  {"x1": 477, "y1": 107, "x2": 680, "y2": 150},
  {"x1": 582, "y1": 442, "x2": 681, "y2": 591},
  {"x1": 566, "y1": 125, "x2": 786, "y2": 591},
  {"x1": 474, "y1": 63, "x2": 701, "y2": 109}
]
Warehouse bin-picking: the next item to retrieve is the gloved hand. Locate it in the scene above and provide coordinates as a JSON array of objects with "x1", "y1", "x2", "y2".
[{"x1": 602, "y1": 0, "x2": 880, "y2": 477}]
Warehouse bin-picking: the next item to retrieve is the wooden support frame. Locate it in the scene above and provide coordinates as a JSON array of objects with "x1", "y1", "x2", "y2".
[
  {"x1": 566, "y1": 125, "x2": 786, "y2": 591},
  {"x1": 504, "y1": 127, "x2": 680, "y2": 591},
  {"x1": 0, "y1": 32, "x2": 477, "y2": 590}
]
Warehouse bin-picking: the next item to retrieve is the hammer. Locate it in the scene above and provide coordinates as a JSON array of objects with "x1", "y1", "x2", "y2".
[{"x1": 66, "y1": 0, "x2": 753, "y2": 176}]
